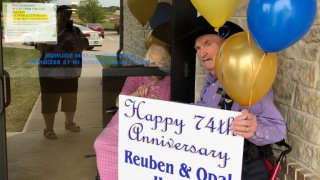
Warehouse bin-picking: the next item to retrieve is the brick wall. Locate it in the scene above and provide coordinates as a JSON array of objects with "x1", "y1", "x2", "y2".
[
  {"x1": 122, "y1": 0, "x2": 148, "y2": 61},
  {"x1": 123, "y1": 0, "x2": 171, "y2": 61},
  {"x1": 123, "y1": 0, "x2": 320, "y2": 179},
  {"x1": 198, "y1": 1, "x2": 320, "y2": 179}
]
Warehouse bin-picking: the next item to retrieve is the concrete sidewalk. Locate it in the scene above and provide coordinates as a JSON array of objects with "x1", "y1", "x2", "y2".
[{"x1": 6, "y1": 32, "x2": 119, "y2": 180}]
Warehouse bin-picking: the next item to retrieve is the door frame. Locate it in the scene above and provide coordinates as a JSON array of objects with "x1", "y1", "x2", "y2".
[
  {"x1": 171, "y1": 0, "x2": 197, "y2": 103},
  {"x1": 0, "y1": 2, "x2": 9, "y2": 179}
]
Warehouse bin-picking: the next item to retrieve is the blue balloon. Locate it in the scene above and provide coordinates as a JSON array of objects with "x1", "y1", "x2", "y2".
[
  {"x1": 149, "y1": 2, "x2": 172, "y2": 29},
  {"x1": 247, "y1": 0, "x2": 317, "y2": 53}
]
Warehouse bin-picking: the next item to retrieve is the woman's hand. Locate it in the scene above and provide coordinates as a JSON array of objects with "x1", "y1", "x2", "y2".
[
  {"x1": 231, "y1": 109, "x2": 257, "y2": 139},
  {"x1": 131, "y1": 84, "x2": 159, "y2": 98},
  {"x1": 131, "y1": 84, "x2": 151, "y2": 97}
]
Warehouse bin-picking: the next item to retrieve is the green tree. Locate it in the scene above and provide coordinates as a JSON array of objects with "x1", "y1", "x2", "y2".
[{"x1": 77, "y1": 0, "x2": 106, "y2": 23}]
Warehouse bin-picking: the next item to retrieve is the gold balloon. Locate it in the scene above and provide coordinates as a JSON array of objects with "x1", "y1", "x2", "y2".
[
  {"x1": 128, "y1": 0, "x2": 158, "y2": 26},
  {"x1": 191, "y1": 0, "x2": 241, "y2": 30},
  {"x1": 145, "y1": 30, "x2": 168, "y2": 49},
  {"x1": 215, "y1": 32, "x2": 278, "y2": 106}
]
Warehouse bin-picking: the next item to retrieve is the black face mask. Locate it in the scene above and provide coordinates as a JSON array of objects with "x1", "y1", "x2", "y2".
[
  {"x1": 65, "y1": 20, "x2": 73, "y2": 31},
  {"x1": 62, "y1": 10, "x2": 72, "y2": 20}
]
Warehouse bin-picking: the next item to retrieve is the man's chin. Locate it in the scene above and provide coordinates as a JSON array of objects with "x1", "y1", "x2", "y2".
[{"x1": 201, "y1": 63, "x2": 215, "y2": 71}]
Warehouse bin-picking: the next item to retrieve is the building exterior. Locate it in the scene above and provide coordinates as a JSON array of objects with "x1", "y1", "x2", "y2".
[{"x1": 123, "y1": 0, "x2": 320, "y2": 179}]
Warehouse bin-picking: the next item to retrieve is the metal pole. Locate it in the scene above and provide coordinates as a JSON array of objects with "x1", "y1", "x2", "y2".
[{"x1": 116, "y1": 0, "x2": 123, "y2": 64}]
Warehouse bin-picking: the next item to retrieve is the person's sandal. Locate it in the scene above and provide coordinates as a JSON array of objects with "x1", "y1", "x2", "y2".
[
  {"x1": 43, "y1": 129, "x2": 58, "y2": 139},
  {"x1": 65, "y1": 123, "x2": 80, "y2": 132}
]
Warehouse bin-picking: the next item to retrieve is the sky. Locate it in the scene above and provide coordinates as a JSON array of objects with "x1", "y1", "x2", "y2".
[
  {"x1": 98, "y1": 0, "x2": 120, "y2": 7},
  {"x1": 52, "y1": 0, "x2": 120, "y2": 7}
]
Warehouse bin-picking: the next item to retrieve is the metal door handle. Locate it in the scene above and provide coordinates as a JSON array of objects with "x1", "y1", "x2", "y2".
[{"x1": 3, "y1": 70, "x2": 11, "y2": 108}]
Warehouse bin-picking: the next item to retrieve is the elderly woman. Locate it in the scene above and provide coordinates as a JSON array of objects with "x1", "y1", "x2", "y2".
[{"x1": 94, "y1": 44, "x2": 171, "y2": 180}]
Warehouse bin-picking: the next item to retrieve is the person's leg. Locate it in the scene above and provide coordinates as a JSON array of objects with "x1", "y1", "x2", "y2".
[
  {"x1": 60, "y1": 78, "x2": 80, "y2": 132},
  {"x1": 40, "y1": 77, "x2": 60, "y2": 139},
  {"x1": 41, "y1": 93, "x2": 59, "y2": 139},
  {"x1": 241, "y1": 158, "x2": 270, "y2": 180},
  {"x1": 62, "y1": 92, "x2": 79, "y2": 132},
  {"x1": 65, "y1": 111, "x2": 75, "y2": 124},
  {"x1": 43, "y1": 113, "x2": 55, "y2": 130},
  {"x1": 64, "y1": 111, "x2": 80, "y2": 132},
  {"x1": 42, "y1": 113, "x2": 57, "y2": 139}
]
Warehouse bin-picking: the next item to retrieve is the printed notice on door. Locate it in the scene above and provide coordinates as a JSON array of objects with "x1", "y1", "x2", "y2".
[{"x1": 3, "y1": 3, "x2": 57, "y2": 43}]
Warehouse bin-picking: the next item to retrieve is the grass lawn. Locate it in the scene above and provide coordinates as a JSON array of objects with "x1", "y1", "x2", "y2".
[
  {"x1": 96, "y1": 55, "x2": 118, "y2": 68},
  {"x1": 96, "y1": 55, "x2": 147, "y2": 69},
  {"x1": 103, "y1": 13, "x2": 120, "y2": 31},
  {"x1": 3, "y1": 47, "x2": 40, "y2": 132},
  {"x1": 101, "y1": 21, "x2": 115, "y2": 30}
]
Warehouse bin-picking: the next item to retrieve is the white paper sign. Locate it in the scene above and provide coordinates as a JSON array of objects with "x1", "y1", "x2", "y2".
[
  {"x1": 119, "y1": 95, "x2": 244, "y2": 180},
  {"x1": 3, "y1": 3, "x2": 57, "y2": 43}
]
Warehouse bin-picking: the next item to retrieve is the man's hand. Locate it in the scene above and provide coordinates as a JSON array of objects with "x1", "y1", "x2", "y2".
[{"x1": 231, "y1": 109, "x2": 257, "y2": 139}]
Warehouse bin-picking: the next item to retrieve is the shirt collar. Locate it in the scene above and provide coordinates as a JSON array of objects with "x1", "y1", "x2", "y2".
[{"x1": 205, "y1": 73, "x2": 218, "y2": 85}]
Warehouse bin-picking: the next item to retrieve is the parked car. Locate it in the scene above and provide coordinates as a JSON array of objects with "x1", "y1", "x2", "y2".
[
  {"x1": 86, "y1": 23, "x2": 104, "y2": 38},
  {"x1": 74, "y1": 24, "x2": 103, "y2": 50}
]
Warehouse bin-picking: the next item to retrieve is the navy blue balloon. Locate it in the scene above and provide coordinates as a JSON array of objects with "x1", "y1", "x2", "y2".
[
  {"x1": 149, "y1": 2, "x2": 172, "y2": 29},
  {"x1": 247, "y1": 0, "x2": 317, "y2": 52}
]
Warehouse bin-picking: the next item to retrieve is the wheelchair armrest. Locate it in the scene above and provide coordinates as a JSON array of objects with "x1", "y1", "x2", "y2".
[
  {"x1": 275, "y1": 139, "x2": 292, "y2": 155},
  {"x1": 105, "y1": 106, "x2": 118, "y2": 115}
]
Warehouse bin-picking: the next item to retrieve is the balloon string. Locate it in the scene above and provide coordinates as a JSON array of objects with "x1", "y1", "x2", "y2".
[
  {"x1": 249, "y1": 53, "x2": 266, "y2": 109},
  {"x1": 247, "y1": 31, "x2": 253, "y2": 111},
  {"x1": 247, "y1": 32, "x2": 254, "y2": 87},
  {"x1": 246, "y1": 31, "x2": 251, "y2": 47},
  {"x1": 219, "y1": 47, "x2": 224, "y2": 81}
]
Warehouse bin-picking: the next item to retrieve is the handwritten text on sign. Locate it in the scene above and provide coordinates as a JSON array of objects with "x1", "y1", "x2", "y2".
[{"x1": 118, "y1": 95, "x2": 244, "y2": 180}]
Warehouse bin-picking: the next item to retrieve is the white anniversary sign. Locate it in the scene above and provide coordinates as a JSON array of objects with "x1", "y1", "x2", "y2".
[{"x1": 119, "y1": 95, "x2": 244, "y2": 180}]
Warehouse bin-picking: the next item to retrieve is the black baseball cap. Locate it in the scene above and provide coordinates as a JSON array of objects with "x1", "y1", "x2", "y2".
[
  {"x1": 180, "y1": 16, "x2": 243, "y2": 47},
  {"x1": 57, "y1": 5, "x2": 72, "y2": 13}
]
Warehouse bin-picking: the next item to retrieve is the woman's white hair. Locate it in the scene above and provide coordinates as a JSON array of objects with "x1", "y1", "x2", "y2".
[{"x1": 145, "y1": 44, "x2": 171, "y2": 73}]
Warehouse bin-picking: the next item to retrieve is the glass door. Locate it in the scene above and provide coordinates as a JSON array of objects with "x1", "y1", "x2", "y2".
[
  {"x1": 1, "y1": 1, "x2": 120, "y2": 179},
  {"x1": 1, "y1": 0, "x2": 198, "y2": 179}
]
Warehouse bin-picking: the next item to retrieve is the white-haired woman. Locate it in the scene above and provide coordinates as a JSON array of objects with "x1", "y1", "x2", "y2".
[{"x1": 94, "y1": 44, "x2": 171, "y2": 180}]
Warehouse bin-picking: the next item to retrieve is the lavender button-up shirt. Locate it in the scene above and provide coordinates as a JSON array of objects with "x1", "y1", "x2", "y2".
[{"x1": 196, "y1": 73, "x2": 286, "y2": 146}]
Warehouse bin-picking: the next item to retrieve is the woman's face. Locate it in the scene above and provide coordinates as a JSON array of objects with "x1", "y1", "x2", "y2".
[
  {"x1": 146, "y1": 52, "x2": 167, "y2": 68},
  {"x1": 145, "y1": 46, "x2": 170, "y2": 81}
]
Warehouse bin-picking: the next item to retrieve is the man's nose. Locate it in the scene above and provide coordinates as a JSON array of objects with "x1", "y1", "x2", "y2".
[{"x1": 198, "y1": 48, "x2": 208, "y2": 58}]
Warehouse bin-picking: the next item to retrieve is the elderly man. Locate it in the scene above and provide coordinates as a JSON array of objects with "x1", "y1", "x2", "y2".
[{"x1": 181, "y1": 16, "x2": 286, "y2": 179}]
